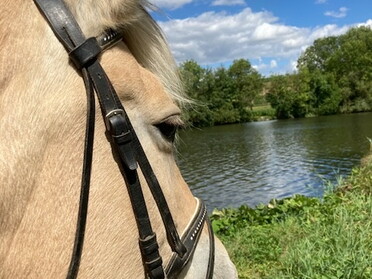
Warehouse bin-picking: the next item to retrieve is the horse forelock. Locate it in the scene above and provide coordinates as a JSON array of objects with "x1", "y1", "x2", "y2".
[
  {"x1": 66, "y1": 0, "x2": 189, "y2": 107},
  {"x1": 1, "y1": 0, "x2": 188, "y2": 107}
]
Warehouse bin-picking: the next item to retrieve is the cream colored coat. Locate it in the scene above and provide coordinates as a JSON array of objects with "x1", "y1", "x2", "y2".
[{"x1": 0, "y1": 0, "x2": 237, "y2": 278}]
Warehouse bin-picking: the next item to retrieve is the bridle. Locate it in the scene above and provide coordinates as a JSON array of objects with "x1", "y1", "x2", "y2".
[{"x1": 32, "y1": 0, "x2": 215, "y2": 278}]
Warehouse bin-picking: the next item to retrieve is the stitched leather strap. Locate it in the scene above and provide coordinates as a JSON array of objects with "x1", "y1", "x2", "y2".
[
  {"x1": 165, "y1": 199, "x2": 215, "y2": 279},
  {"x1": 166, "y1": 199, "x2": 206, "y2": 278},
  {"x1": 206, "y1": 216, "x2": 215, "y2": 279},
  {"x1": 33, "y1": 1, "x2": 165, "y2": 278},
  {"x1": 69, "y1": 37, "x2": 101, "y2": 69},
  {"x1": 39, "y1": 0, "x2": 188, "y2": 257},
  {"x1": 33, "y1": 0, "x2": 215, "y2": 278}
]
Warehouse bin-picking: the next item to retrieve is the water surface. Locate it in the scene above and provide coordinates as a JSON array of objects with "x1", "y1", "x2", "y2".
[{"x1": 177, "y1": 113, "x2": 372, "y2": 210}]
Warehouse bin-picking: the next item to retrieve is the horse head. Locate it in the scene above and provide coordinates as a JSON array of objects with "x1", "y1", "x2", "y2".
[{"x1": 0, "y1": 0, "x2": 237, "y2": 278}]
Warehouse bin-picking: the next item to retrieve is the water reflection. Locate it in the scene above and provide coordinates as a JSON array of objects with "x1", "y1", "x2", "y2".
[{"x1": 177, "y1": 113, "x2": 372, "y2": 211}]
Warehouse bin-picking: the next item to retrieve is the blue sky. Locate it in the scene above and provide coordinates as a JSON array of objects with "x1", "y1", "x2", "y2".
[{"x1": 150, "y1": 0, "x2": 372, "y2": 76}]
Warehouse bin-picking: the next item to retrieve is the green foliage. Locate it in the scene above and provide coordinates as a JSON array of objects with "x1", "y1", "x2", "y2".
[
  {"x1": 211, "y1": 195, "x2": 322, "y2": 236},
  {"x1": 341, "y1": 165, "x2": 372, "y2": 195},
  {"x1": 180, "y1": 26, "x2": 372, "y2": 126},
  {"x1": 264, "y1": 26, "x2": 372, "y2": 119},
  {"x1": 212, "y1": 164, "x2": 372, "y2": 279},
  {"x1": 274, "y1": 192, "x2": 372, "y2": 279},
  {"x1": 265, "y1": 73, "x2": 311, "y2": 119},
  {"x1": 179, "y1": 59, "x2": 264, "y2": 127},
  {"x1": 297, "y1": 26, "x2": 372, "y2": 115},
  {"x1": 297, "y1": 35, "x2": 340, "y2": 73},
  {"x1": 251, "y1": 105, "x2": 276, "y2": 121},
  {"x1": 180, "y1": 60, "x2": 215, "y2": 127},
  {"x1": 308, "y1": 70, "x2": 342, "y2": 115}
]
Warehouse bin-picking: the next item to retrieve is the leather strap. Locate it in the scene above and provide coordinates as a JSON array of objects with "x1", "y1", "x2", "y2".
[
  {"x1": 166, "y1": 199, "x2": 207, "y2": 278},
  {"x1": 166, "y1": 199, "x2": 215, "y2": 279},
  {"x1": 205, "y1": 216, "x2": 215, "y2": 279},
  {"x1": 33, "y1": 0, "x2": 215, "y2": 278},
  {"x1": 33, "y1": 1, "x2": 164, "y2": 278},
  {"x1": 34, "y1": 0, "x2": 188, "y2": 258},
  {"x1": 66, "y1": 67, "x2": 95, "y2": 278}
]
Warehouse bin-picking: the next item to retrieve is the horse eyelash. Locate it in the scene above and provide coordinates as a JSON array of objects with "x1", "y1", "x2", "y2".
[{"x1": 155, "y1": 116, "x2": 184, "y2": 142}]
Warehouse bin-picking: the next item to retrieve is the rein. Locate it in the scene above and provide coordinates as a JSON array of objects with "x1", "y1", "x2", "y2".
[{"x1": 32, "y1": 0, "x2": 214, "y2": 278}]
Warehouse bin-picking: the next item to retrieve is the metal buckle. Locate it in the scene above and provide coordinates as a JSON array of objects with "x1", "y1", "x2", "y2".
[{"x1": 105, "y1": 109, "x2": 125, "y2": 131}]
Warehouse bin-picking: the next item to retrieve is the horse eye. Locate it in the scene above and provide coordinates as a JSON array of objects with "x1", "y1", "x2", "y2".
[{"x1": 155, "y1": 116, "x2": 184, "y2": 142}]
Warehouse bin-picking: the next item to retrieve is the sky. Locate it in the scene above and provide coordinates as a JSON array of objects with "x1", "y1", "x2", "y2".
[{"x1": 150, "y1": 0, "x2": 372, "y2": 76}]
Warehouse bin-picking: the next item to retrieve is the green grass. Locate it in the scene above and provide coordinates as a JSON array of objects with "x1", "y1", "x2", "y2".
[
  {"x1": 251, "y1": 105, "x2": 276, "y2": 121},
  {"x1": 212, "y1": 165, "x2": 372, "y2": 279}
]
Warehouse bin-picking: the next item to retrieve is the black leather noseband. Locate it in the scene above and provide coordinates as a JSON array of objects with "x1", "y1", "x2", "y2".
[{"x1": 32, "y1": 0, "x2": 214, "y2": 278}]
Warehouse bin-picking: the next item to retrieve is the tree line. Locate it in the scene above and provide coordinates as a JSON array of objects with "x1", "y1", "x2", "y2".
[{"x1": 180, "y1": 26, "x2": 372, "y2": 127}]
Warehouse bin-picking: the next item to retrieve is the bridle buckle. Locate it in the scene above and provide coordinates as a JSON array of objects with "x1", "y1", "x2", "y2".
[{"x1": 105, "y1": 109, "x2": 125, "y2": 131}]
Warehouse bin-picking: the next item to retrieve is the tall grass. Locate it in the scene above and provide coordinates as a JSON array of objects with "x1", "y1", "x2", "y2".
[
  {"x1": 251, "y1": 105, "x2": 276, "y2": 121},
  {"x1": 276, "y1": 192, "x2": 372, "y2": 279},
  {"x1": 212, "y1": 165, "x2": 372, "y2": 278}
]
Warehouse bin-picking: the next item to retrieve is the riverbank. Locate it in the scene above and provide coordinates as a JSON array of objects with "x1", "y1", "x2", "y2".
[
  {"x1": 250, "y1": 105, "x2": 276, "y2": 122},
  {"x1": 250, "y1": 105, "x2": 372, "y2": 123},
  {"x1": 211, "y1": 162, "x2": 372, "y2": 278}
]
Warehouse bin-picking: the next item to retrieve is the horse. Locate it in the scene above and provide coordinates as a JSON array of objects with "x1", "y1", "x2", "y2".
[{"x1": 0, "y1": 0, "x2": 237, "y2": 278}]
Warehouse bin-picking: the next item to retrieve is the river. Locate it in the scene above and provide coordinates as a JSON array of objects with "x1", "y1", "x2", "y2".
[{"x1": 177, "y1": 112, "x2": 372, "y2": 211}]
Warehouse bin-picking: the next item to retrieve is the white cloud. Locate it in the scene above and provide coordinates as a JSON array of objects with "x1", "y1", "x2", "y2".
[
  {"x1": 212, "y1": 0, "x2": 246, "y2": 6},
  {"x1": 358, "y1": 19, "x2": 372, "y2": 28},
  {"x1": 308, "y1": 24, "x2": 349, "y2": 40},
  {"x1": 159, "y1": 8, "x2": 284, "y2": 63},
  {"x1": 324, "y1": 7, "x2": 348, "y2": 18},
  {"x1": 252, "y1": 63, "x2": 265, "y2": 72},
  {"x1": 158, "y1": 8, "x2": 370, "y2": 75},
  {"x1": 315, "y1": 0, "x2": 327, "y2": 4},
  {"x1": 252, "y1": 59, "x2": 278, "y2": 75},
  {"x1": 150, "y1": 0, "x2": 193, "y2": 10},
  {"x1": 290, "y1": 60, "x2": 298, "y2": 72},
  {"x1": 270, "y1": 60, "x2": 278, "y2": 68}
]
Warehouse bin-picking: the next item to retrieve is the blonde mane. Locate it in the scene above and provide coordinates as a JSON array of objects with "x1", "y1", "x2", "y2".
[
  {"x1": 122, "y1": 9, "x2": 189, "y2": 106},
  {"x1": 0, "y1": 0, "x2": 188, "y2": 106}
]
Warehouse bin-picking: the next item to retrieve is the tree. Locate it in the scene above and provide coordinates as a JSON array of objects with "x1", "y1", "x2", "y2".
[
  {"x1": 179, "y1": 60, "x2": 215, "y2": 126},
  {"x1": 297, "y1": 26, "x2": 372, "y2": 113},
  {"x1": 266, "y1": 73, "x2": 311, "y2": 119},
  {"x1": 179, "y1": 59, "x2": 265, "y2": 126},
  {"x1": 228, "y1": 59, "x2": 264, "y2": 121},
  {"x1": 308, "y1": 70, "x2": 341, "y2": 115},
  {"x1": 297, "y1": 36, "x2": 340, "y2": 72},
  {"x1": 210, "y1": 67, "x2": 239, "y2": 125}
]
